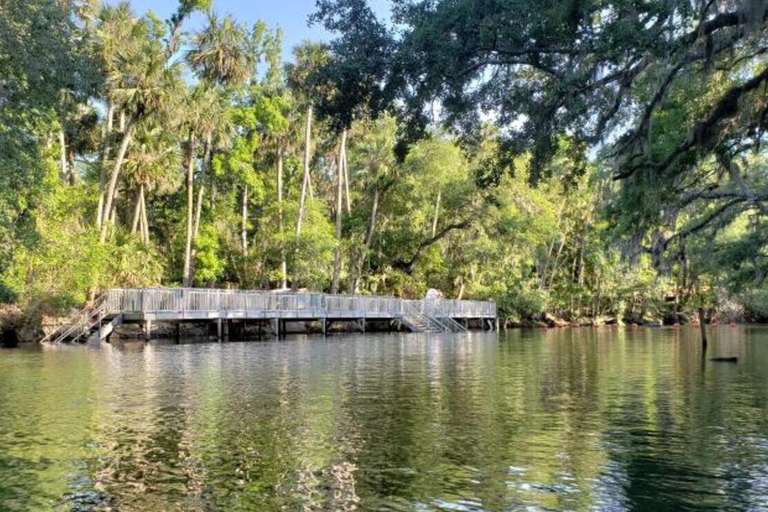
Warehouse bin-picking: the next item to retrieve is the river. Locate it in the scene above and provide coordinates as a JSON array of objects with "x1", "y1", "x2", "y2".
[{"x1": 1, "y1": 327, "x2": 767, "y2": 511}]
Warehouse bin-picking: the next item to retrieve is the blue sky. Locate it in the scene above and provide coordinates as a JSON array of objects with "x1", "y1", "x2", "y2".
[{"x1": 116, "y1": 0, "x2": 392, "y2": 61}]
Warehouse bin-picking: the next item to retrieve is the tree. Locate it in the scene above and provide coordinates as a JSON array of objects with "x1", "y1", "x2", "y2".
[
  {"x1": 0, "y1": 0, "x2": 99, "y2": 300},
  {"x1": 123, "y1": 121, "x2": 182, "y2": 243},
  {"x1": 345, "y1": 116, "x2": 398, "y2": 292},
  {"x1": 286, "y1": 42, "x2": 331, "y2": 290},
  {"x1": 98, "y1": 9, "x2": 184, "y2": 242},
  {"x1": 178, "y1": 13, "x2": 256, "y2": 286}
]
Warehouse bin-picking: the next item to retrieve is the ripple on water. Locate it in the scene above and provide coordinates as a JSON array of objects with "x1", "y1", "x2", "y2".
[{"x1": 1, "y1": 328, "x2": 768, "y2": 511}]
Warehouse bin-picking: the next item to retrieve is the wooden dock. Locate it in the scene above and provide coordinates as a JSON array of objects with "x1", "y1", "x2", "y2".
[{"x1": 42, "y1": 288, "x2": 498, "y2": 343}]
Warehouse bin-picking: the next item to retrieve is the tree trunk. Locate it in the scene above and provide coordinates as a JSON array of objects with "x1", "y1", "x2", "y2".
[
  {"x1": 97, "y1": 104, "x2": 114, "y2": 228},
  {"x1": 187, "y1": 137, "x2": 210, "y2": 285},
  {"x1": 346, "y1": 240, "x2": 359, "y2": 295},
  {"x1": 140, "y1": 185, "x2": 149, "y2": 243},
  {"x1": 182, "y1": 132, "x2": 196, "y2": 287},
  {"x1": 277, "y1": 142, "x2": 287, "y2": 289},
  {"x1": 291, "y1": 104, "x2": 313, "y2": 291},
  {"x1": 343, "y1": 146, "x2": 351, "y2": 213},
  {"x1": 109, "y1": 189, "x2": 117, "y2": 226},
  {"x1": 547, "y1": 235, "x2": 566, "y2": 289},
  {"x1": 241, "y1": 184, "x2": 248, "y2": 255},
  {"x1": 59, "y1": 128, "x2": 67, "y2": 181},
  {"x1": 365, "y1": 187, "x2": 379, "y2": 249},
  {"x1": 67, "y1": 147, "x2": 76, "y2": 186},
  {"x1": 193, "y1": 136, "x2": 210, "y2": 238},
  {"x1": 540, "y1": 240, "x2": 555, "y2": 290},
  {"x1": 100, "y1": 118, "x2": 136, "y2": 242},
  {"x1": 431, "y1": 190, "x2": 441, "y2": 237},
  {"x1": 131, "y1": 186, "x2": 142, "y2": 234},
  {"x1": 331, "y1": 130, "x2": 347, "y2": 294},
  {"x1": 350, "y1": 187, "x2": 380, "y2": 294}
]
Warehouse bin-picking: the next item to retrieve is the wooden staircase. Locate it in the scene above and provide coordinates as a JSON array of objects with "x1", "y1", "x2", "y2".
[{"x1": 40, "y1": 294, "x2": 120, "y2": 344}]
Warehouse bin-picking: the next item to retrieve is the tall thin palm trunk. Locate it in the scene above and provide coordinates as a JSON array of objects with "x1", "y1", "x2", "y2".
[
  {"x1": 331, "y1": 130, "x2": 347, "y2": 294},
  {"x1": 292, "y1": 104, "x2": 313, "y2": 291},
  {"x1": 100, "y1": 118, "x2": 136, "y2": 242},
  {"x1": 67, "y1": 147, "x2": 76, "y2": 186},
  {"x1": 131, "y1": 187, "x2": 142, "y2": 234},
  {"x1": 188, "y1": 137, "x2": 211, "y2": 284},
  {"x1": 343, "y1": 146, "x2": 351, "y2": 213},
  {"x1": 548, "y1": 234, "x2": 566, "y2": 289},
  {"x1": 365, "y1": 187, "x2": 379, "y2": 249},
  {"x1": 193, "y1": 136, "x2": 211, "y2": 238},
  {"x1": 277, "y1": 142, "x2": 287, "y2": 289},
  {"x1": 241, "y1": 184, "x2": 248, "y2": 254},
  {"x1": 140, "y1": 186, "x2": 149, "y2": 243},
  {"x1": 182, "y1": 132, "x2": 196, "y2": 287},
  {"x1": 349, "y1": 187, "x2": 380, "y2": 294},
  {"x1": 97, "y1": 104, "x2": 114, "y2": 228},
  {"x1": 59, "y1": 128, "x2": 67, "y2": 181},
  {"x1": 431, "y1": 190, "x2": 441, "y2": 237}
]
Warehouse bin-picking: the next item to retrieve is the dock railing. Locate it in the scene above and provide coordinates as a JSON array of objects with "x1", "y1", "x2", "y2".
[{"x1": 105, "y1": 288, "x2": 496, "y2": 319}]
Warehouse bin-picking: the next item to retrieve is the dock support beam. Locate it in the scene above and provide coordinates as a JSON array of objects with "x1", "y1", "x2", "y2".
[
  {"x1": 223, "y1": 319, "x2": 229, "y2": 340},
  {"x1": 217, "y1": 318, "x2": 222, "y2": 341},
  {"x1": 272, "y1": 318, "x2": 279, "y2": 338},
  {"x1": 322, "y1": 318, "x2": 327, "y2": 336},
  {"x1": 144, "y1": 319, "x2": 152, "y2": 341}
]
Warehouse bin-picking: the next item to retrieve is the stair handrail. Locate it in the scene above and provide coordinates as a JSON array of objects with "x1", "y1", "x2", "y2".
[
  {"x1": 49, "y1": 303, "x2": 107, "y2": 344},
  {"x1": 425, "y1": 300, "x2": 467, "y2": 332},
  {"x1": 62, "y1": 305, "x2": 110, "y2": 344},
  {"x1": 404, "y1": 300, "x2": 454, "y2": 332},
  {"x1": 40, "y1": 294, "x2": 108, "y2": 344},
  {"x1": 402, "y1": 300, "x2": 438, "y2": 331}
]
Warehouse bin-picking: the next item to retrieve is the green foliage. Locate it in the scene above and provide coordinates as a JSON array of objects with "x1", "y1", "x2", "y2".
[
  {"x1": 1, "y1": 183, "x2": 161, "y2": 312},
  {"x1": 193, "y1": 223, "x2": 226, "y2": 285},
  {"x1": 285, "y1": 201, "x2": 337, "y2": 290},
  {"x1": 4, "y1": 0, "x2": 768, "y2": 331}
]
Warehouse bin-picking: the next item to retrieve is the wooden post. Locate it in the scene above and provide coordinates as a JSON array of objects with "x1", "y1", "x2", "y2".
[
  {"x1": 273, "y1": 318, "x2": 279, "y2": 338},
  {"x1": 322, "y1": 318, "x2": 327, "y2": 336},
  {"x1": 699, "y1": 307, "x2": 708, "y2": 353},
  {"x1": 217, "y1": 318, "x2": 222, "y2": 341},
  {"x1": 144, "y1": 319, "x2": 152, "y2": 341},
  {"x1": 223, "y1": 319, "x2": 229, "y2": 340}
]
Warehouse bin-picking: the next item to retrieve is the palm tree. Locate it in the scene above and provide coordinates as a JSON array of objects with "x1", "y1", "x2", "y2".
[
  {"x1": 123, "y1": 121, "x2": 181, "y2": 243},
  {"x1": 93, "y1": 2, "x2": 139, "y2": 228},
  {"x1": 62, "y1": 104, "x2": 99, "y2": 186},
  {"x1": 176, "y1": 85, "x2": 209, "y2": 286},
  {"x1": 286, "y1": 42, "x2": 330, "y2": 290},
  {"x1": 346, "y1": 116, "x2": 397, "y2": 293},
  {"x1": 179, "y1": 13, "x2": 254, "y2": 286},
  {"x1": 99, "y1": 16, "x2": 183, "y2": 242},
  {"x1": 331, "y1": 128, "x2": 348, "y2": 294},
  {"x1": 187, "y1": 12, "x2": 256, "y2": 87}
]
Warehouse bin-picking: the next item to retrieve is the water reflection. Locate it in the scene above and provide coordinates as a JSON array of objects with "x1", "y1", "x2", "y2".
[{"x1": 1, "y1": 327, "x2": 768, "y2": 511}]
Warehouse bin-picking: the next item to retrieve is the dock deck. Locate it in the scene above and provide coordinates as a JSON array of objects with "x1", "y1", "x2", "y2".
[{"x1": 43, "y1": 288, "x2": 498, "y2": 342}]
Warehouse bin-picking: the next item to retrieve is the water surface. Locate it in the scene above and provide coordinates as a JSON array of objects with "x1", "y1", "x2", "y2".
[{"x1": 1, "y1": 327, "x2": 768, "y2": 511}]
